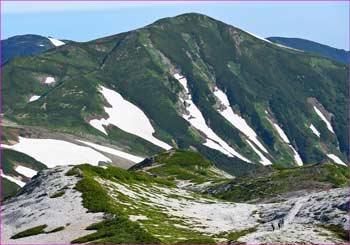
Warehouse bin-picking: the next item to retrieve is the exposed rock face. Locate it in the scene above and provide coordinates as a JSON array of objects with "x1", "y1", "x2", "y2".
[{"x1": 1, "y1": 166, "x2": 104, "y2": 244}]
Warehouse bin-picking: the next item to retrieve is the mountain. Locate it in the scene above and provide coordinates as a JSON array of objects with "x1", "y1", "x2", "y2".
[
  {"x1": 2, "y1": 163, "x2": 349, "y2": 244},
  {"x1": 1, "y1": 13, "x2": 348, "y2": 200},
  {"x1": 267, "y1": 37, "x2": 349, "y2": 64},
  {"x1": 1, "y1": 34, "x2": 65, "y2": 65}
]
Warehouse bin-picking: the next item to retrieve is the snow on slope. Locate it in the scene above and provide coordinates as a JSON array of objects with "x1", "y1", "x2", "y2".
[
  {"x1": 29, "y1": 95, "x2": 40, "y2": 102},
  {"x1": 1, "y1": 170, "x2": 25, "y2": 187},
  {"x1": 15, "y1": 166, "x2": 37, "y2": 178},
  {"x1": 246, "y1": 140, "x2": 272, "y2": 165},
  {"x1": 2, "y1": 167, "x2": 104, "y2": 244},
  {"x1": 327, "y1": 154, "x2": 346, "y2": 166},
  {"x1": 44, "y1": 76, "x2": 56, "y2": 84},
  {"x1": 213, "y1": 87, "x2": 269, "y2": 154},
  {"x1": 266, "y1": 112, "x2": 303, "y2": 166},
  {"x1": 2, "y1": 137, "x2": 111, "y2": 168},
  {"x1": 48, "y1": 37, "x2": 65, "y2": 47},
  {"x1": 313, "y1": 106, "x2": 334, "y2": 133},
  {"x1": 89, "y1": 86, "x2": 171, "y2": 150},
  {"x1": 76, "y1": 140, "x2": 144, "y2": 163},
  {"x1": 173, "y1": 74, "x2": 251, "y2": 162},
  {"x1": 309, "y1": 124, "x2": 320, "y2": 137}
]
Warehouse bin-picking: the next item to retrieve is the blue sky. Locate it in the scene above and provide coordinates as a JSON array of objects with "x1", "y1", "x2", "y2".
[{"x1": 2, "y1": 1, "x2": 349, "y2": 50}]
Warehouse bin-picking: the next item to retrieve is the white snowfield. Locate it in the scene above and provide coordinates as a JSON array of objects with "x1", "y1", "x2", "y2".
[
  {"x1": 246, "y1": 140, "x2": 272, "y2": 165},
  {"x1": 48, "y1": 37, "x2": 65, "y2": 47},
  {"x1": 1, "y1": 170, "x2": 25, "y2": 187},
  {"x1": 2, "y1": 167, "x2": 104, "y2": 244},
  {"x1": 266, "y1": 112, "x2": 303, "y2": 166},
  {"x1": 327, "y1": 154, "x2": 346, "y2": 166},
  {"x1": 29, "y1": 95, "x2": 40, "y2": 102},
  {"x1": 15, "y1": 166, "x2": 38, "y2": 178},
  {"x1": 173, "y1": 74, "x2": 251, "y2": 162},
  {"x1": 213, "y1": 87, "x2": 271, "y2": 165},
  {"x1": 89, "y1": 86, "x2": 172, "y2": 150},
  {"x1": 2, "y1": 137, "x2": 111, "y2": 168},
  {"x1": 44, "y1": 76, "x2": 56, "y2": 84},
  {"x1": 76, "y1": 140, "x2": 144, "y2": 163},
  {"x1": 309, "y1": 124, "x2": 320, "y2": 137},
  {"x1": 313, "y1": 106, "x2": 335, "y2": 133}
]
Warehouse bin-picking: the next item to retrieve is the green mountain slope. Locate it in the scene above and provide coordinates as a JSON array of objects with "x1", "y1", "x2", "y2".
[
  {"x1": 2, "y1": 13, "x2": 347, "y2": 176},
  {"x1": 267, "y1": 36, "x2": 349, "y2": 64},
  {"x1": 2, "y1": 34, "x2": 55, "y2": 65},
  {"x1": 206, "y1": 162, "x2": 349, "y2": 203}
]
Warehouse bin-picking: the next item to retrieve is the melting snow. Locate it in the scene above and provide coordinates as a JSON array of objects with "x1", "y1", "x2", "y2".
[
  {"x1": 1, "y1": 171, "x2": 25, "y2": 187},
  {"x1": 48, "y1": 37, "x2": 65, "y2": 47},
  {"x1": 2, "y1": 137, "x2": 111, "y2": 168},
  {"x1": 327, "y1": 154, "x2": 346, "y2": 166},
  {"x1": 89, "y1": 86, "x2": 172, "y2": 150},
  {"x1": 173, "y1": 74, "x2": 250, "y2": 162},
  {"x1": 313, "y1": 106, "x2": 334, "y2": 133},
  {"x1": 76, "y1": 140, "x2": 144, "y2": 163},
  {"x1": 213, "y1": 87, "x2": 268, "y2": 154},
  {"x1": 29, "y1": 95, "x2": 40, "y2": 102},
  {"x1": 309, "y1": 124, "x2": 320, "y2": 137},
  {"x1": 44, "y1": 77, "x2": 56, "y2": 84},
  {"x1": 246, "y1": 140, "x2": 272, "y2": 165},
  {"x1": 15, "y1": 166, "x2": 38, "y2": 178},
  {"x1": 266, "y1": 113, "x2": 303, "y2": 166}
]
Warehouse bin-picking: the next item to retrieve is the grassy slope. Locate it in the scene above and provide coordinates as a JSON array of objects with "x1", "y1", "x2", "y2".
[
  {"x1": 209, "y1": 162, "x2": 349, "y2": 202},
  {"x1": 68, "y1": 164, "x2": 216, "y2": 244},
  {"x1": 131, "y1": 149, "x2": 232, "y2": 184},
  {"x1": 2, "y1": 13, "x2": 347, "y2": 176}
]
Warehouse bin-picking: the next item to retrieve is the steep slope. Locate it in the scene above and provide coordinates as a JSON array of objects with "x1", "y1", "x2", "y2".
[
  {"x1": 2, "y1": 13, "x2": 347, "y2": 176},
  {"x1": 2, "y1": 164, "x2": 349, "y2": 244},
  {"x1": 1, "y1": 34, "x2": 66, "y2": 65},
  {"x1": 267, "y1": 37, "x2": 349, "y2": 64}
]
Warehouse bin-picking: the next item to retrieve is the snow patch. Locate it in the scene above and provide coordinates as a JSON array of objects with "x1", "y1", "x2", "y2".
[
  {"x1": 313, "y1": 106, "x2": 334, "y2": 133},
  {"x1": 15, "y1": 166, "x2": 37, "y2": 178},
  {"x1": 129, "y1": 215, "x2": 148, "y2": 221},
  {"x1": 89, "y1": 86, "x2": 171, "y2": 150},
  {"x1": 327, "y1": 154, "x2": 346, "y2": 166},
  {"x1": 2, "y1": 137, "x2": 111, "y2": 168},
  {"x1": 246, "y1": 140, "x2": 272, "y2": 165},
  {"x1": 1, "y1": 171, "x2": 25, "y2": 187},
  {"x1": 29, "y1": 95, "x2": 40, "y2": 102},
  {"x1": 309, "y1": 124, "x2": 320, "y2": 137},
  {"x1": 48, "y1": 37, "x2": 65, "y2": 47},
  {"x1": 173, "y1": 74, "x2": 250, "y2": 162},
  {"x1": 266, "y1": 115, "x2": 303, "y2": 166},
  {"x1": 272, "y1": 123, "x2": 290, "y2": 144},
  {"x1": 44, "y1": 76, "x2": 56, "y2": 84},
  {"x1": 76, "y1": 140, "x2": 144, "y2": 163},
  {"x1": 213, "y1": 87, "x2": 268, "y2": 154}
]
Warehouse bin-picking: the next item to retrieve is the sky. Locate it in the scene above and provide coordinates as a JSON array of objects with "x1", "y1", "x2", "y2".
[{"x1": 2, "y1": 1, "x2": 349, "y2": 50}]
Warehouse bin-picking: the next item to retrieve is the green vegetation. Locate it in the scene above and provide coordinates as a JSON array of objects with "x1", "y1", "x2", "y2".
[
  {"x1": 10, "y1": 225, "x2": 47, "y2": 239},
  {"x1": 176, "y1": 238, "x2": 217, "y2": 244},
  {"x1": 49, "y1": 191, "x2": 65, "y2": 198},
  {"x1": 318, "y1": 224, "x2": 349, "y2": 242},
  {"x1": 69, "y1": 165, "x2": 161, "y2": 243},
  {"x1": 211, "y1": 162, "x2": 349, "y2": 202},
  {"x1": 141, "y1": 149, "x2": 227, "y2": 183},
  {"x1": 47, "y1": 226, "x2": 65, "y2": 233},
  {"x1": 227, "y1": 227, "x2": 257, "y2": 243},
  {"x1": 2, "y1": 178, "x2": 20, "y2": 200}
]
